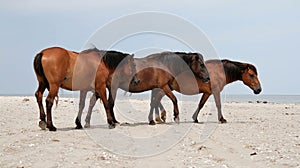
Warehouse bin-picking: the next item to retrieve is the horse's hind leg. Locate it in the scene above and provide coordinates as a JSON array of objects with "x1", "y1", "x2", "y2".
[
  {"x1": 35, "y1": 84, "x2": 47, "y2": 130},
  {"x1": 75, "y1": 90, "x2": 87, "y2": 129},
  {"x1": 45, "y1": 84, "x2": 59, "y2": 131}
]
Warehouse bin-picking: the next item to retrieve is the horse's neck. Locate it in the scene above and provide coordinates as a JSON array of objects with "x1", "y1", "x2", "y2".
[
  {"x1": 170, "y1": 57, "x2": 191, "y2": 75},
  {"x1": 154, "y1": 57, "x2": 183, "y2": 75},
  {"x1": 226, "y1": 77, "x2": 240, "y2": 85},
  {"x1": 224, "y1": 63, "x2": 242, "y2": 84},
  {"x1": 226, "y1": 73, "x2": 241, "y2": 84},
  {"x1": 167, "y1": 65, "x2": 182, "y2": 76},
  {"x1": 149, "y1": 55, "x2": 190, "y2": 75}
]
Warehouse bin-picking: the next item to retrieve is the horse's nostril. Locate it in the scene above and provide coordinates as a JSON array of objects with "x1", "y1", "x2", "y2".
[
  {"x1": 254, "y1": 87, "x2": 262, "y2": 94},
  {"x1": 132, "y1": 78, "x2": 140, "y2": 86},
  {"x1": 201, "y1": 77, "x2": 210, "y2": 83}
]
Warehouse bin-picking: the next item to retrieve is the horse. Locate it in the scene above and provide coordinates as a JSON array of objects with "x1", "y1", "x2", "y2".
[
  {"x1": 33, "y1": 47, "x2": 139, "y2": 131},
  {"x1": 76, "y1": 51, "x2": 211, "y2": 128},
  {"x1": 150, "y1": 59, "x2": 262, "y2": 123}
]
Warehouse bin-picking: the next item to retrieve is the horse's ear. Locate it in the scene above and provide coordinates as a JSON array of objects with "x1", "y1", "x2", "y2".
[
  {"x1": 242, "y1": 65, "x2": 251, "y2": 73},
  {"x1": 90, "y1": 43, "x2": 97, "y2": 49},
  {"x1": 240, "y1": 64, "x2": 248, "y2": 73}
]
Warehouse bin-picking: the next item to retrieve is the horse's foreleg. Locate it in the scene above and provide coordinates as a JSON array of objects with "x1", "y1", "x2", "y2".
[
  {"x1": 192, "y1": 93, "x2": 211, "y2": 123},
  {"x1": 75, "y1": 90, "x2": 88, "y2": 129},
  {"x1": 108, "y1": 86, "x2": 119, "y2": 124},
  {"x1": 213, "y1": 92, "x2": 227, "y2": 123},
  {"x1": 158, "y1": 101, "x2": 167, "y2": 122},
  {"x1": 45, "y1": 84, "x2": 59, "y2": 131},
  {"x1": 96, "y1": 87, "x2": 115, "y2": 129},
  {"x1": 150, "y1": 89, "x2": 165, "y2": 124},
  {"x1": 149, "y1": 89, "x2": 157, "y2": 125},
  {"x1": 35, "y1": 84, "x2": 46, "y2": 130},
  {"x1": 84, "y1": 93, "x2": 97, "y2": 128},
  {"x1": 155, "y1": 93, "x2": 165, "y2": 124},
  {"x1": 148, "y1": 106, "x2": 155, "y2": 125},
  {"x1": 151, "y1": 91, "x2": 167, "y2": 122},
  {"x1": 162, "y1": 85, "x2": 179, "y2": 123}
]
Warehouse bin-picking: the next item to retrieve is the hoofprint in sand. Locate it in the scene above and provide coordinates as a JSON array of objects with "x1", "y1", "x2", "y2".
[{"x1": 0, "y1": 96, "x2": 299, "y2": 167}]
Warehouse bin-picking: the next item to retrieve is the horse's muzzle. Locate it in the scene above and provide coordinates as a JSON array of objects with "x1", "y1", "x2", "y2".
[
  {"x1": 201, "y1": 77, "x2": 210, "y2": 83},
  {"x1": 131, "y1": 76, "x2": 140, "y2": 86},
  {"x1": 253, "y1": 86, "x2": 262, "y2": 94}
]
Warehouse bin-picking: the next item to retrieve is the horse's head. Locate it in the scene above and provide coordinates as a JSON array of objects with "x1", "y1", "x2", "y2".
[
  {"x1": 189, "y1": 53, "x2": 210, "y2": 83},
  {"x1": 241, "y1": 64, "x2": 262, "y2": 94},
  {"x1": 121, "y1": 54, "x2": 140, "y2": 86}
]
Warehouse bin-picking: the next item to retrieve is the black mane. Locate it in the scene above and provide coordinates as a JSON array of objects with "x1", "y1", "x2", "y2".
[
  {"x1": 81, "y1": 48, "x2": 131, "y2": 69},
  {"x1": 147, "y1": 51, "x2": 203, "y2": 75},
  {"x1": 222, "y1": 59, "x2": 258, "y2": 82}
]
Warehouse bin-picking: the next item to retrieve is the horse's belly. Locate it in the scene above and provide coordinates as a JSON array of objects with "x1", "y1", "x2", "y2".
[
  {"x1": 60, "y1": 76, "x2": 94, "y2": 91},
  {"x1": 172, "y1": 72, "x2": 201, "y2": 95}
]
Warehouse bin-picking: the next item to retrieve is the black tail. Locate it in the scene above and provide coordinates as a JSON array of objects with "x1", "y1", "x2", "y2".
[{"x1": 33, "y1": 52, "x2": 49, "y2": 89}]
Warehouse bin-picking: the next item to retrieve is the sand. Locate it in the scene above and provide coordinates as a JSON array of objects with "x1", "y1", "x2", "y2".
[{"x1": 0, "y1": 95, "x2": 299, "y2": 168}]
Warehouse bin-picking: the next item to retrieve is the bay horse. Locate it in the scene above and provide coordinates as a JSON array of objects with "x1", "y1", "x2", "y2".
[
  {"x1": 150, "y1": 59, "x2": 262, "y2": 123},
  {"x1": 33, "y1": 47, "x2": 138, "y2": 131},
  {"x1": 76, "y1": 51, "x2": 210, "y2": 128}
]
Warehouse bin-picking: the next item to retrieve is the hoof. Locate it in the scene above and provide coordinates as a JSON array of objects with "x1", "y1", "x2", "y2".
[
  {"x1": 149, "y1": 120, "x2": 156, "y2": 125},
  {"x1": 75, "y1": 125, "x2": 83, "y2": 129},
  {"x1": 84, "y1": 123, "x2": 91, "y2": 128},
  {"x1": 161, "y1": 110, "x2": 166, "y2": 122},
  {"x1": 219, "y1": 117, "x2": 227, "y2": 123},
  {"x1": 174, "y1": 117, "x2": 180, "y2": 123},
  {"x1": 47, "y1": 125, "x2": 57, "y2": 131},
  {"x1": 194, "y1": 119, "x2": 199, "y2": 123},
  {"x1": 75, "y1": 118, "x2": 83, "y2": 129},
  {"x1": 39, "y1": 121, "x2": 47, "y2": 130},
  {"x1": 192, "y1": 115, "x2": 197, "y2": 122},
  {"x1": 108, "y1": 123, "x2": 115, "y2": 129},
  {"x1": 155, "y1": 117, "x2": 163, "y2": 124}
]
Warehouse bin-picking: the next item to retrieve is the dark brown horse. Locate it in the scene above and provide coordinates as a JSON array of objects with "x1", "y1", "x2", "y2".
[
  {"x1": 151, "y1": 59, "x2": 262, "y2": 123},
  {"x1": 33, "y1": 47, "x2": 138, "y2": 131},
  {"x1": 76, "y1": 51, "x2": 210, "y2": 128}
]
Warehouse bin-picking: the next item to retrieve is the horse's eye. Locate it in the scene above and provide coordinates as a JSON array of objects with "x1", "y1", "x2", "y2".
[
  {"x1": 250, "y1": 74, "x2": 254, "y2": 78},
  {"x1": 201, "y1": 64, "x2": 205, "y2": 68}
]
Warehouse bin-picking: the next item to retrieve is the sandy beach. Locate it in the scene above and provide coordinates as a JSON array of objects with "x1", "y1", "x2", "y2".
[{"x1": 0, "y1": 95, "x2": 299, "y2": 168}]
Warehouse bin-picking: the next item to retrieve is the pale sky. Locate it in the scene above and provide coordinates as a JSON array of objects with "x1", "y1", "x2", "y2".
[{"x1": 0, "y1": 0, "x2": 299, "y2": 95}]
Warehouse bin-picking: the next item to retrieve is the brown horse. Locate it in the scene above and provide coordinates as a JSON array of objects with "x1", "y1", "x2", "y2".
[
  {"x1": 77, "y1": 51, "x2": 210, "y2": 128},
  {"x1": 151, "y1": 59, "x2": 262, "y2": 123},
  {"x1": 33, "y1": 47, "x2": 138, "y2": 131}
]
